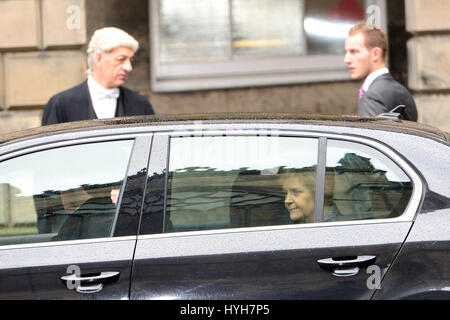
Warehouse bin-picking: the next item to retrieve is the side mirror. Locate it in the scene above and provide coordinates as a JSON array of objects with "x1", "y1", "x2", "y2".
[{"x1": 376, "y1": 105, "x2": 406, "y2": 122}]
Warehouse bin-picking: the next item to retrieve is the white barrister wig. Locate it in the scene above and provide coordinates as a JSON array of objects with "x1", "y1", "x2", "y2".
[{"x1": 87, "y1": 27, "x2": 139, "y2": 74}]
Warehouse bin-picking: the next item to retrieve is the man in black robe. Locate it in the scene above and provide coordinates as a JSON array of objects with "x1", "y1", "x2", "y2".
[{"x1": 42, "y1": 27, "x2": 154, "y2": 125}]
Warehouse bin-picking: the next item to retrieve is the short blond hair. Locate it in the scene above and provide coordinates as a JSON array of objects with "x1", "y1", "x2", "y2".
[
  {"x1": 87, "y1": 27, "x2": 139, "y2": 75},
  {"x1": 349, "y1": 22, "x2": 388, "y2": 61}
]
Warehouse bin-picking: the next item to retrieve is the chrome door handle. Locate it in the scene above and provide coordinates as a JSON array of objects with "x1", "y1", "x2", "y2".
[
  {"x1": 317, "y1": 256, "x2": 376, "y2": 277},
  {"x1": 61, "y1": 271, "x2": 120, "y2": 294},
  {"x1": 73, "y1": 283, "x2": 104, "y2": 294}
]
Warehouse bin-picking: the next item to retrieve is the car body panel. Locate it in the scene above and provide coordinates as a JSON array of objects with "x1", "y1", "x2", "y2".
[
  {"x1": 373, "y1": 211, "x2": 450, "y2": 299},
  {"x1": 0, "y1": 238, "x2": 135, "y2": 299},
  {"x1": 0, "y1": 114, "x2": 448, "y2": 299},
  {"x1": 0, "y1": 133, "x2": 152, "y2": 299},
  {"x1": 130, "y1": 126, "x2": 424, "y2": 299},
  {"x1": 131, "y1": 222, "x2": 412, "y2": 299}
]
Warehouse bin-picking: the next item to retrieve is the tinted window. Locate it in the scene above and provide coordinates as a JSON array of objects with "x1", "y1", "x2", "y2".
[
  {"x1": 0, "y1": 140, "x2": 134, "y2": 246},
  {"x1": 324, "y1": 140, "x2": 413, "y2": 221},
  {"x1": 166, "y1": 136, "x2": 318, "y2": 232},
  {"x1": 165, "y1": 136, "x2": 414, "y2": 234}
]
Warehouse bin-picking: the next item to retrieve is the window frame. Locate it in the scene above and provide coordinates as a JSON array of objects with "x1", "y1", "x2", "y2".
[
  {"x1": 139, "y1": 129, "x2": 423, "y2": 237},
  {"x1": 0, "y1": 133, "x2": 153, "y2": 249},
  {"x1": 149, "y1": 0, "x2": 387, "y2": 92}
]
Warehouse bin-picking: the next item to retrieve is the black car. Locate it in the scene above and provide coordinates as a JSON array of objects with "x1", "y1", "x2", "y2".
[{"x1": 0, "y1": 113, "x2": 449, "y2": 300}]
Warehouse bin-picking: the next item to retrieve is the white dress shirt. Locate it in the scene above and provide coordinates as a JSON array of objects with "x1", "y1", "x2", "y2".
[
  {"x1": 362, "y1": 67, "x2": 389, "y2": 92},
  {"x1": 87, "y1": 76, "x2": 120, "y2": 119}
]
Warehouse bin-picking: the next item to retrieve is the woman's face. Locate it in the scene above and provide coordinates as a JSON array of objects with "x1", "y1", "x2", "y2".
[{"x1": 282, "y1": 177, "x2": 315, "y2": 223}]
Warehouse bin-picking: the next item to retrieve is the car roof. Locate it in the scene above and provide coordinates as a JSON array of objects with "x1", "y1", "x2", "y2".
[{"x1": 1, "y1": 113, "x2": 449, "y2": 146}]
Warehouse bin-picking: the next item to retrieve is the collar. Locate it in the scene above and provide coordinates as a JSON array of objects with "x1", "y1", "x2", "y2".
[
  {"x1": 87, "y1": 76, "x2": 120, "y2": 99},
  {"x1": 362, "y1": 68, "x2": 389, "y2": 91}
]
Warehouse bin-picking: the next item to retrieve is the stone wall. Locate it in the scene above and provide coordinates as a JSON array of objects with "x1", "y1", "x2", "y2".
[
  {"x1": 0, "y1": 0, "x2": 87, "y2": 134},
  {"x1": 406, "y1": 0, "x2": 450, "y2": 132},
  {"x1": 1, "y1": 0, "x2": 448, "y2": 135}
]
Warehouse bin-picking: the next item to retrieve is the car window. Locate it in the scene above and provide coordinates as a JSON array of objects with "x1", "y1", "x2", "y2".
[
  {"x1": 324, "y1": 139, "x2": 413, "y2": 221},
  {"x1": 166, "y1": 136, "x2": 318, "y2": 232},
  {"x1": 164, "y1": 135, "x2": 414, "y2": 234},
  {"x1": 0, "y1": 140, "x2": 134, "y2": 246}
]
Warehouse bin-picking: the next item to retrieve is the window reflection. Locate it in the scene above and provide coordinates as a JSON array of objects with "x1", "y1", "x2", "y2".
[
  {"x1": 304, "y1": 0, "x2": 365, "y2": 55},
  {"x1": 159, "y1": 0, "x2": 230, "y2": 63},
  {"x1": 167, "y1": 136, "x2": 318, "y2": 232},
  {"x1": 325, "y1": 140, "x2": 413, "y2": 221},
  {"x1": 158, "y1": 0, "x2": 368, "y2": 64},
  {"x1": 159, "y1": 0, "x2": 304, "y2": 63},
  {"x1": 232, "y1": 0, "x2": 303, "y2": 58},
  {"x1": 166, "y1": 136, "x2": 413, "y2": 234},
  {"x1": 154, "y1": 0, "x2": 386, "y2": 91},
  {"x1": 0, "y1": 140, "x2": 133, "y2": 245}
]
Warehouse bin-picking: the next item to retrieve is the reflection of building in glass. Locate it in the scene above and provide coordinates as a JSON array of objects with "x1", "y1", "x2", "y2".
[
  {"x1": 330, "y1": 153, "x2": 411, "y2": 220},
  {"x1": 0, "y1": 177, "x2": 126, "y2": 238},
  {"x1": 305, "y1": 0, "x2": 365, "y2": 54},
  {"x1": 0, "y1": 183, "x2": 36, "y2": 231},
  {"x1": 167, "y1": 166, "x2": 291, "y2": 232}
]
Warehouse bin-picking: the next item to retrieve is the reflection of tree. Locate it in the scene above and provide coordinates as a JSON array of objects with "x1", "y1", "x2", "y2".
[
  {"x1": 336, "y1": 153, "x2": 376, "y2": 173},
  {"x1": 119, "y1": 168, "x2": 147, "y2": 217},
  {"x1": 334, "y1": 153, "x2": 380, "y2": 213},
  {"x1": 332, "y1": 153, "x2": 411, "y2": 219}
]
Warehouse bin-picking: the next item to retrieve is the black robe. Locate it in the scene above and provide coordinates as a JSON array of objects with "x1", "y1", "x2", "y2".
[{"x1": 42, "y1": 80, "x2": 154, "y2": 125}]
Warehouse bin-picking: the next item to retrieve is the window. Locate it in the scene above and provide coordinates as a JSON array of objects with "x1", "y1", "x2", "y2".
[
  {"x1": 166, "y1": 136, "x2": 318, "y2": 232},
  {"x1": 150, "y1": 0, "x2": 387, "y2": 91},
  {"x1": 165, "y1": 135, "x2": 413, "y2": 234},
  {"x1": 324, "y1": 139, "x2": 413, "y2": 221},
  {"x1": 0, "y1": 140, "x2": 134, "y2": 246}
]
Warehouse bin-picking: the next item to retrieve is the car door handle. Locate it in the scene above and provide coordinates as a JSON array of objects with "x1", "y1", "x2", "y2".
[
  {"x1": 61, "y1": 271, "x2": 120, "y2": 294},
  {"x1": 317, "y1": 255, "x2": 376, "y2": 277}
]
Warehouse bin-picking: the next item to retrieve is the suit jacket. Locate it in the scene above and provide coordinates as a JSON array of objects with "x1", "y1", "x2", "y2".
[
  {"x1": 42, "y1": 80, "x2": 155, "y2": 125},
  {"x1": 358, "y1": 73, "x2": 418, "y2": 121}
]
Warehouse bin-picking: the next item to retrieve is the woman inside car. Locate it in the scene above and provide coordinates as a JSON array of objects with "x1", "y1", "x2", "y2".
[{"x1": 280, "y1": 168, "x2": 339, "y2": 223}]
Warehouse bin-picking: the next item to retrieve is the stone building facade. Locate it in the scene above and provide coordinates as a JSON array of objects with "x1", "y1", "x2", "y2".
[
  {"x1": 405, "y1": 0, "x2": 450, "y2": 131},
  {"x1": 0, "y1": 0, "x2": 449, "y2": 135},
  {"x1": 0, "y1": 0, "x2": 87, "y2": 133}
]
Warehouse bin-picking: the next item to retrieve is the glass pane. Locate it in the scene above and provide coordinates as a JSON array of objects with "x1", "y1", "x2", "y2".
[
  {"x1": 325, "y1": 140, "x2": 413, "y2": 222},
  {"x1": 0, "y1": 140, "x2": 134, "y2": 246},
  {"x1": 166, "y1": 136, "x2": 318, "y2": 233},
  {"x1": 158, "y1": 0, "x2": 380, "y2": 64},
  {"x1": 304, "y1": 0, "x2": 365, "y2": 55},
  {"x1": 159, "y1": 0, "x2": 231, "y2": 63},
  {"x1": 232, "y1": 0, "x2": 303, "y2": 58}
]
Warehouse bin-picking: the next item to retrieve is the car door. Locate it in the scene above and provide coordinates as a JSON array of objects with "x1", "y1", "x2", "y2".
[
  {"x1": 0, "y1": 134, "x2": 152, "y2": 299},
  {"x1": 130, "y1": 129, "x2": 422, "y2": 300}
]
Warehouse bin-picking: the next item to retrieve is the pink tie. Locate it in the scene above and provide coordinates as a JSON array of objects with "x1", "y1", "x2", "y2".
[{"x1": 358, "y1": 87, "x2": 365, "y2": 100}]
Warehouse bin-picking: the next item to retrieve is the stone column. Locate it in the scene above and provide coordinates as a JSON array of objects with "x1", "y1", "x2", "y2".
[
  {"x1": 406, "y1": 0, "x2": 450, "y2": 132},
  {"x1": 0, "y1": 0, "x2": 87, "y2": 134}
]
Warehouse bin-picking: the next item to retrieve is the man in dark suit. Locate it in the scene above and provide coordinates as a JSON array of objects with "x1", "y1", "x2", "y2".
[
  {"x1": 344, "y1": 23, "x2": 417, "y2": 121},
  {"x1": 42, "y1": 27, "x2": 154, "y2": 125}
]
